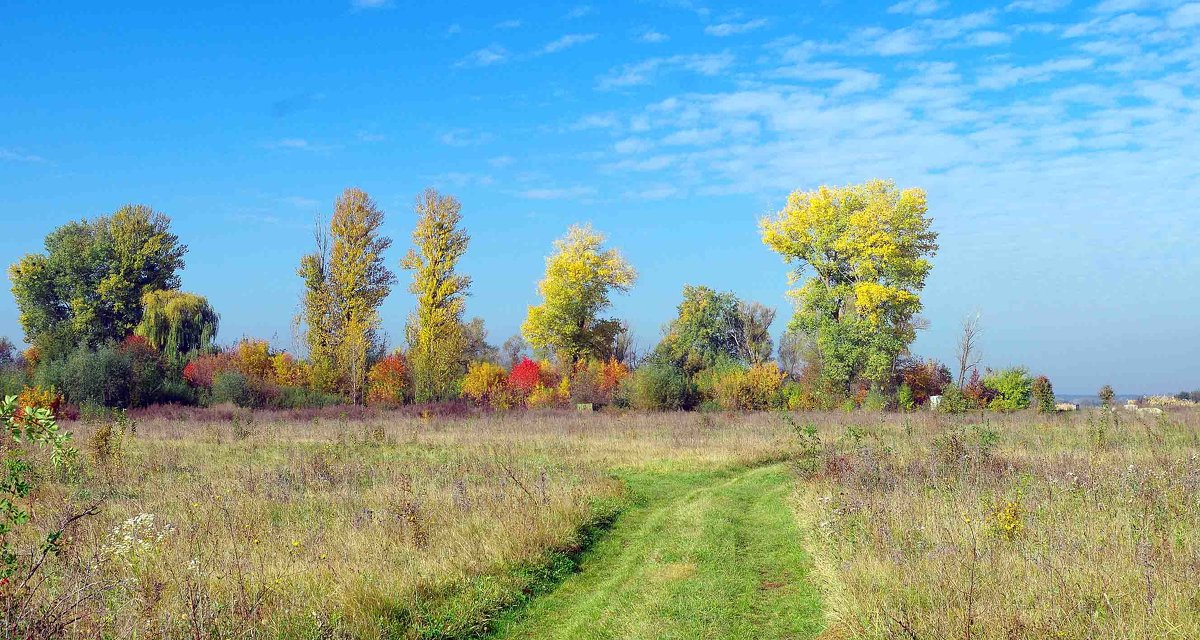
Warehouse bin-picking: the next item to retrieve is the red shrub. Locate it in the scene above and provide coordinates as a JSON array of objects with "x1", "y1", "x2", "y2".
[
  {"x1": 508, "y1": 358, "x2": 543, "y2": 395},
  {"x1": 183, "y1": 352, "x2": 236, "y2": 389},
  {"x1": 898, "y1": 358, "x2": 952, "y2": 405},
  {"x1": 367, "y1": 354, "x2": 409, "y2": 405}
]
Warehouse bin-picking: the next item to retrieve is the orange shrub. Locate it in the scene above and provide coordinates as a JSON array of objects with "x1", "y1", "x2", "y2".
[
  {"x1": 16, "y1": 385, "x2": 63, "y2": 419},
  {"x1": 367, "y1": 354, "x2": 408, "y2": 405}
]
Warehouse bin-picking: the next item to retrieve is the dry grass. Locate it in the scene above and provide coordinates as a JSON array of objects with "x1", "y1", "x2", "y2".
[
  {"x1": 793, "y1": 408, "x2": 1200, "y2": 639},
  {"x1": 23, "y1": 409, "x2": 794, "y2": 638}
]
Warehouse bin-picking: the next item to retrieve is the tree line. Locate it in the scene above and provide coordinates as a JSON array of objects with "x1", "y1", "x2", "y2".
[{"x1": 2, "y1": 179, "x2": 1081, "y2": 414}]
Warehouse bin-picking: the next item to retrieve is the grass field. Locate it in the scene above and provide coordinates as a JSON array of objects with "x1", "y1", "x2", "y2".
[{"x1": 12, "y1": 407, "x2": 1200, "y2": 638}]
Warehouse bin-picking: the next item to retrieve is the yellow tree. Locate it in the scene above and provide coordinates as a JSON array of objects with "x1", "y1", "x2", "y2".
[
  {"x1": 760, "y1": 179, "x2": 937, "y2": 392},
  {"x1": 297, "y1": 189, "x2": 395, "y2": 402},
  {"x1": 402, "y1": 188, "x2": 471, "y2": 402},
  {"x1": 522, "y1": 224, "x2": 637, "y2": 363},
  {"x1": 329, "y1": 188, "x2": 395, "y2": 404},
  {"x1": 297, "y1": 220, "x2": 338, "y2": 391}
]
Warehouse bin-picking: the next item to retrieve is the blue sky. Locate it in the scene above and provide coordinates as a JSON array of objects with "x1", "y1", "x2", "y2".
[{"x1": 1, "y1": 0, "x2": 1197, "y2": 394}]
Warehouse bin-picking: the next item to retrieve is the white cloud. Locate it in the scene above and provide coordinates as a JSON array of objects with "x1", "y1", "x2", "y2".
[
  {"x1": 966, "y1": 30, "x2": 1013, "y2": 45},
  {"x1": 280, "y1": 196, "x2": 319, "y2": 208},
  {"x1": 495, "y1": 19, "x2": 522, "y2": 29},
  {"x1": 887, "y1": 0, "x2": 945, "y2": 16},
  {"x1": 639, "y1": 29, "x2": 670, "y2": 43},
  {"x1": 598, "y1": 53, "x2": 735, "y2": 89},
  {"x1": 570, "y1": 112, "x2": 621, "y2": 130},
  {"x1": 456, "y1": 45, "x2": 508, "y2": 67},
  {"x1": 440, "y1": 129, "x2": 494, "y2": 146},
  {"x1": 0, "y1": 148, "x2": 46, "y2": 163},
  {"x1": 1168, "y1": 2, "x2": 1200, "y2": 28},
  {"x1": 488, "y1": 155, "x2": 515, "y2": 167},
  {"x1": 705, "y1": 18, "x2": 768, "y2": 37},
  {"x1": 519, "y1": 186, "x2": 596, "y2": 199},
  {"x1": 977, "y1": 57, "x2": 1094, "y2": 89},
  {"x1": 1005, "y1": 0, "x2": 1069, "y2": 12},
  {"x1": 268, "y1": 138, "x2": 317, "y2": 151},
  {"x1": 351, "y1": 0, "x2": 390, "y2": 9},
  {"x1": 356, "y1": 130, "x2": 386, "y2": 142},
  {"x1": 446, "y1": 23, "x2": 462, "y2": 36},
  {"x1": 541, "y1": 33, "x2": 597, "y2": 53},
  {"x1": 565, "y1": 5, "x2": 594, "y2": 19},
  {"x1": 615, "y1": 137, "x2": 654, "y2": 154}
]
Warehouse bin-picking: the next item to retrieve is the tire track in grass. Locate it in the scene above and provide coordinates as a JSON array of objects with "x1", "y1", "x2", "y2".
[{"x1": 489, "y1": 464, "x2": 824, "y2": 640}]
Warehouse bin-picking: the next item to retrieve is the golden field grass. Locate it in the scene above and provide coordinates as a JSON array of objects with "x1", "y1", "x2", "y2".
[
  {"x1": 793, "y1": 408, "x2": 1200, "y2": 639},
  {"x1": 10, "y1": 407, "x2": 1200, "y2": 638},
  {"x1": 19, "y1": 409, "x2": 794, "y2": 638}
]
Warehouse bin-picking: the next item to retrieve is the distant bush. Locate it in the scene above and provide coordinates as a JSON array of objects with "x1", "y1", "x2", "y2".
[
  {"x1": 210, "y1": 371, "x2": 260, "y2": 408},
  {"x1": 1031, "y1": 375, "x2": 1055, "y2": 413},
  {"x1": 271, "y1": 385, "x2": 344, "y2": 409},
  {"x1": 984, "y1": 367, "x2": 1033, "y2": 412},
  {"x1": 897, "y1": 358, "x2": 952, "y2": 406},
  {"x1": 696, "y1": 363, "x2": 786, "y2": 411},
  {"x1": 1098, "y1": 384, "x2": 1115, "y2": 407},
  {"x1": 625, "y1": 363, "x2": 694, "y2": 411},
  {"x1": 862, "y1": 385, "x2": 888, "y2": 411},
  {"x1": 936, "y1": 383, "x2": 973, "y2": 414},
  {"x1": 35, "y1": 343, "x2": 158, "y2": 408}
]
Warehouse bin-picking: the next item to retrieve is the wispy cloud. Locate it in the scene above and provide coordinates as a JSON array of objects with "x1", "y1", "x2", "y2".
[
  {"x1": 541, "y1": 33, "x2": 597, "y2": 54},
  {"x1": 704, "y1": 18, "x2": 768, "y2": 37},
  {"x1": 638, "y1": 29, "x2": 669, "y2": 43},
  {"x1": 271, "y1": 92, "x2": 325, "y2": 118},
  {"x1": 519, "y1": 186, "x2": 597, "y2": 200},
  {"x1": 1169, "y1": 2, "x2": 1200, "y2": 28},
  {"x1": 888, "y1": 0, "x2": 945, "y2": 16},
  {"x1": 488, "y1": 155, "x2": 515, "y2": 168},
  {"x1": 977, "y1": 57, "x2": 1094, "y2": 89},
  {"x1": 565, "y1": 5, "x2": 594, "y2": 19},
  {"x1": 494, "y1": 19, "x2": 522, "y2": 29},
  {"x1": 356, "y1": 130, "x2": 386, "y2": 143},
  {"x1": 598, "y1": 53, "x2": 735, "y2": 89},
  {"x1": 1005, "y1": 0, "x2": 1070, "y2": 12},
  {"x1": 350, "y1": 0, "x2": 391, "y2": 10},
  {"x1": 265, "y1": 138, "x2": 333, "y2": 152},
  {"x1": 456, "y1": 45, "x2": 508, "y2": 67},
  {"x1": 280, "y1": 196, "x2": 319, "y2": 209},
  {"x1": 0, "y1": 148, "x2": 47, "y2": 163},
  {"x1": 440, "y1": 129, "x2": 494, "y2": 146}
]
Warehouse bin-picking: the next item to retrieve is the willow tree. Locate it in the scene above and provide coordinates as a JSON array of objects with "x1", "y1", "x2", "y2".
[
  {"x1": 402, "y1": 188, "x2": 471, "y2": 403},
  {"x1": 297, "y1": 189, "x2": 395, "y2": 402},
  {"x1": 134, "y1": 289, "x2": 219, "y2": 365},
  {"x1": 522, "y1": 224, "x2": 637, "y2": 363},
  {"x1": 760, "y1": 179, "x2": 938, "y2": 392}
]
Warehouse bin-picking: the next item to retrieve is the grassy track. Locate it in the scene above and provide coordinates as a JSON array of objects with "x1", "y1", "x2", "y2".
[{"x1": 491, "y1": 463, "x2": 823, "y2": 640}]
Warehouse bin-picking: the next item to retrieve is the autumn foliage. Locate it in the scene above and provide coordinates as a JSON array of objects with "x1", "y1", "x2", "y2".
[{"x1": 367, "y1": 354, "x2": 409, "y2": 405}]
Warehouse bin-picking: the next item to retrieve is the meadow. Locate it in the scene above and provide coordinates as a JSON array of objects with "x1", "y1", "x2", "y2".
[{"x1": 10, "y1": 406, "x2": 1200, "y2": 639}]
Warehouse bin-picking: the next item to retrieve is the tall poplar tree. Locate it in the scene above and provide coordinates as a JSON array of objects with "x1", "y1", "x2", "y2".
[
  {"x1": 402, "y1": 188, "x2": 471, "y2": 403},
  {"x1": 298, "y1": 189, "x2": 395, "y2": 402}
]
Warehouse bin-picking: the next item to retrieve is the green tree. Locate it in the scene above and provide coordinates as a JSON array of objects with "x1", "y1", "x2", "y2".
[
  {"x1": 1098, "y1": 384, "x2": 1115, "y2": 408},
  {"x1": 134, "y1": 289, "x2": 219, "y2": 367},
  {"x1": 402, "y1": 188, "x2": 471, "y2": 402},
  {"x1": 523, "y1": 224, "x2": 637, "y2": 363},
  {"x1": 654, "y1": 285, "x2": 743, "y2": 374},
  {"x1": 984, "y1": 367, "x2": 1033, "y2": 412},
  {"x1": 760, "y1": 179, "x2": 938, "y2": 393},
  {"x1": 9, "y1": 205, "x2": 187, "y2": 357}
]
